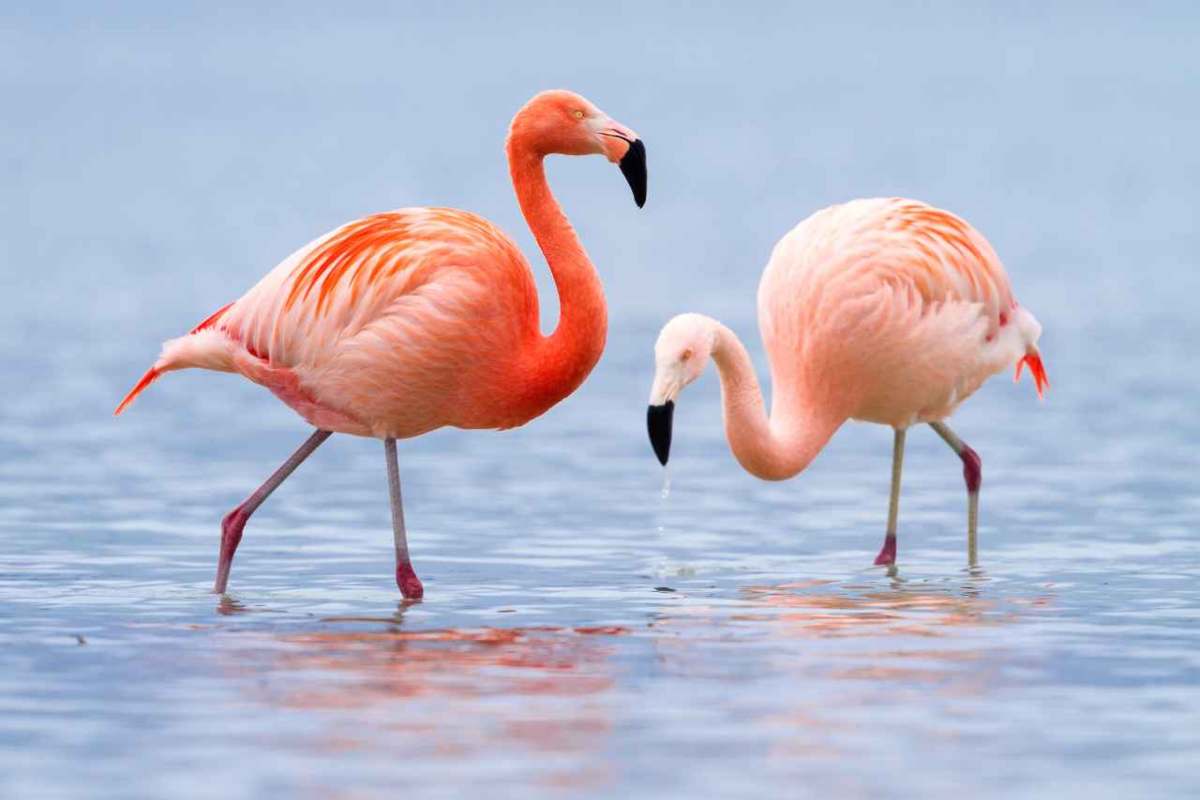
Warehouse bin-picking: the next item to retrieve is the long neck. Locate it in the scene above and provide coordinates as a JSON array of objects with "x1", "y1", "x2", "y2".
[
  {"x1": 711, "y1": 323, "x2": 842, "y2": 481},
  {"x1": 508, "y1": 140, "x2": 607, "y2": 409}
]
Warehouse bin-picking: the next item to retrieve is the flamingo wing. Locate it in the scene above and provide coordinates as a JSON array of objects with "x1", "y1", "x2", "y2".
[
  {"x1": 779, "y1": 198, "x2": 1014, "y2": 327},
  {"x1": 223, "y1": 208, "x2": 532, "y2": 368},
  {"x1": 875, "y1": 199, "x2": 1047, "y2": 398},
  {"x1": 116, "y1": 208, "x2": 537, "y2": 431},
  {"x1": 759, "y1": 198, "x2": 1044, "y2": 422}
]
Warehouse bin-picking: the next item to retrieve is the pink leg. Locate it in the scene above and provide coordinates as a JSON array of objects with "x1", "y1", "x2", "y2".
[
  {"x1": 384, "y1": 438, "x2": 424, "y2": 599},
  {"x1": 213, "y1": 429, "x2": 332, "y2": 593},
  {"x1": 929, "y1": 421, "x2": 982, "y2": 565},
  {"x1": 874, "y1": 427, "x2": 906, "y2": 566}
]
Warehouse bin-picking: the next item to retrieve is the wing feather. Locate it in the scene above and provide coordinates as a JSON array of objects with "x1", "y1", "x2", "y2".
[{"x1": 217, "y1": 208, "x2": 530, "y2": 370}]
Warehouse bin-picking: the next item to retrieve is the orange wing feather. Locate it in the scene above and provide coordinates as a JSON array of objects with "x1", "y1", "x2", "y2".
[
  {"x1": 891, "y1": 200, "x2": 1048, "y2": 399},
  {"x1": 189, "y1": 301, "x2": 235, "y2": 334},
  {"x1": 284, "y1": 213, "x2": 417, "y2": 317},
  {"x1": 891, "y1": 200, "x2": 1011, "y2": 312}
]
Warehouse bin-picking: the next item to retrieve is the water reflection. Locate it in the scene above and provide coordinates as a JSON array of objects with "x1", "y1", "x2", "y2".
[
  {"x1": 743, "y1": 581, "x2": 1010, "y2": 691},
  {"x1": 737, "y1": 574, "x2": 1026, "y2": 638},
  {"x1": 217, "y1": 608, "x2": 627, "y2": 790},
  {"x1": 647, "y1": 573, "x2": 1054, "y2": 689}
]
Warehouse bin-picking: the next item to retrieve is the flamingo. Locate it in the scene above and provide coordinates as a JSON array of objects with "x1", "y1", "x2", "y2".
[
  {"x1": 646, "y1": 198, "x2": 1046, "y2": 566},
  {"x1": 115, "y1": 90, "x2": 646, "y2": 599}
]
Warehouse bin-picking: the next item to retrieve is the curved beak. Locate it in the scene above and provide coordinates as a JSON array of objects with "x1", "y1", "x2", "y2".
[
  {"x1": 619, "y1": 140, "x2": 647, "y2": 208},
  {"x1": 647, "y1": 400, "x2": 674, "y2": 466},
  {"x1": 595, "y1": 118, "x2": 646, "y2": 208}
]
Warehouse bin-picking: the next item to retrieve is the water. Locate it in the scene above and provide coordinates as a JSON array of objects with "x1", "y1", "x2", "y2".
[{"x1": 2, "y1": 3, "x2": 1199, "y2": 798}]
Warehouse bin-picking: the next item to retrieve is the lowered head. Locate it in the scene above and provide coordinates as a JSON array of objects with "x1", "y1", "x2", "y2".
[
  {"x1": 646, "y1": 313, "x2": 720, "y2": 465},
  {"x1": 508, "y1": 89, "x2": 646, "y2": 207}
]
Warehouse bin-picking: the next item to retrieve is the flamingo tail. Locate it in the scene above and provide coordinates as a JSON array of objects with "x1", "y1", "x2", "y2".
[
  {"x1": 114, "y1": 367, "x2": 163, "y2": 416},
  {"x1": 115, "y1": 303, "x2": 236, "y2": 417},
  {"x1": 1014, "y1": 349, "x2": 1049, "y2": 400}
]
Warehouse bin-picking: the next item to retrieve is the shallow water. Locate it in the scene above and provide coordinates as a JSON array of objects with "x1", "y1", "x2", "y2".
[{"x1": 3, "y1": 4, "x2": 1199, "y2": 799}]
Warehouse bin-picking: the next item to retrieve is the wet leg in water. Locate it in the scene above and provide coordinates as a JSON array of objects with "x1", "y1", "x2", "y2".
[
  {"x1": 929, "y1": 420, "x2": 982, "y2": 566},
  {"x1": 384, "y1": 438, "x2": 424, "y2": 599},
  {"x1": 214, "y1": 429, "x2": 332, "y2": 593},
  {"x1": 873, "y1": 427, "x2": 906, "y2": 566}
]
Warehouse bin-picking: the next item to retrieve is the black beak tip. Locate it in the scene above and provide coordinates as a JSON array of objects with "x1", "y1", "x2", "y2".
[
  {"x1": 647, "y1": 400, "x2": 674, "y2": 466},
  {"x1": 619, "y1": 139, "x2": 647, "y2": 208}
]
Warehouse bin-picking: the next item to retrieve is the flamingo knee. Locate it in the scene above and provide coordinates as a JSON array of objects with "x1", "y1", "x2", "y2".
[{"x1": 961, "y1": 445, "x2": 982, "y2": 494}]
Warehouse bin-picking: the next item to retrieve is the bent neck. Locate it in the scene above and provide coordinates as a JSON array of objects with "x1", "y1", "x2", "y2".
[
  {"x1": 711, "y1": 323, "x2": 841, "y2": 481},
  {"x1": 507, "y1": 140, "x2": 607, "y2": 410}
]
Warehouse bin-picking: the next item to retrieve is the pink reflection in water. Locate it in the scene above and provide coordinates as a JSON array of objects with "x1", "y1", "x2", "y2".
[{"x1": 222, "y1": 618, "x2": 629, "y2": 793}]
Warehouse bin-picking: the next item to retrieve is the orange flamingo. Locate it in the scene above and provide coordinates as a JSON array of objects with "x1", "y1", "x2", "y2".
[
  {"x1": 116, "y1": 90, "x2": 646, "y2": 598},
  {"x1": 646, "y1": 198, "x2": 1046, "y2": 566}
]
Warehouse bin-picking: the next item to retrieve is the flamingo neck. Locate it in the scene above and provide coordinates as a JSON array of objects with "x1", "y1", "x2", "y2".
[
  {"x1": 711, "y1": 323, "x2": 841, "y2": 481},
  {"x1": 507, "y1": 141, "x2": 607, "y2": 412}
]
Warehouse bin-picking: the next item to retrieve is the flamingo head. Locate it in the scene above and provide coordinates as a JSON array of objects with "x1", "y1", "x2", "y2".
[
  {"x1": 509, "y1": 89, "x2": 646, "y2": 207},
  {"x1": 646, "y1": 314, "x2": 719, "y2": 465}
]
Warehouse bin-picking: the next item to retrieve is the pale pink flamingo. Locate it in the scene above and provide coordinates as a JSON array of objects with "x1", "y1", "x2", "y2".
[
  {"x1": 646, "y1": 198, "x2": 1046, "y2": 566},
  {"x1": 115, "y1": 90, "x2": 646, "y2": 598}
]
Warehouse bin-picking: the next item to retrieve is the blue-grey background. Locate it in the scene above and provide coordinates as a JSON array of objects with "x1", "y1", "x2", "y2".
[{"x1": 2, "y1": 3, "x2": 1197, "y2": 799}]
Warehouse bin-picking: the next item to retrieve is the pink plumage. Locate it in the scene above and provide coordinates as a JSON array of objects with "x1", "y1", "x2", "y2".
[
  {"x1": 120, "y1": 209, "x2": 561, "y2": 437},
  {"x1": 116, "y1": 90, "x2": 647, "y2": 597},
  {"x1": 648, "y1": 197, "x2": 1046, "y2": 566},
  {"x1": 758, "y1": 198, "x2": 1044, "y2": 429}
]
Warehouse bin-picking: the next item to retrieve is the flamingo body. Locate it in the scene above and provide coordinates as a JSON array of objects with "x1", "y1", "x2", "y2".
[
  {"x1": 120, "y1": 208, "x2": 571, "y2": 438},
  {"x1": 758, "y1": 198, "x2": 1044, "y2": 431},
  {"x1": 647, "y1": 197, "x2": 1045, "y2": 565},
  {"x1": 116, "y1": 89, "x2": 647, "y2": 597}
]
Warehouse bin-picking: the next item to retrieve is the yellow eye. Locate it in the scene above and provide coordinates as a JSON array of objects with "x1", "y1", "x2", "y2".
[
  {"x1": 681, "y1": 349, "x2": 693, "y2": 361},
  {"x1": 572, "y1": 110, "x2": 584, "y2": 119}
]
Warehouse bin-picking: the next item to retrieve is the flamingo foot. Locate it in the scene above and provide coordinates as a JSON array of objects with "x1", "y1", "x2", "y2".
[
  {"x1": 873, "y1": 534, "x2": 897, "y2": 566},
  {"x1": 214, "y1": 505, "x2": 249, "y2": 593},
  {"x1": 396, "y1": 561, "x2": 424, "y2": 599}
]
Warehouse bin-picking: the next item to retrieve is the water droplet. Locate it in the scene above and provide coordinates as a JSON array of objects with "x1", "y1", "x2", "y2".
[{"x1": 660, "y1": 465, "x2": 671, "y2": 500}]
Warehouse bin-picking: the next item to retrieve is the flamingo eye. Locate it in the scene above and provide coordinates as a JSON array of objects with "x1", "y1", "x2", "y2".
[
  {"x1": 681, "y1": 349, "x2": 693, "y2": 362},
  {"x1": 572, "y1": 110, "x2": 584, "y2": 119}
]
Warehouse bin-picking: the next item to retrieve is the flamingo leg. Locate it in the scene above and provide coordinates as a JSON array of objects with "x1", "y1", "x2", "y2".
[
  {"x1": 384, "y1": 438, "x2": 424, "y2": 599},
  {"x1": 874, "y1": 427, "x2": 906, "y2": 566},
  {"x1": 928, "y1": 420, "x2": 981, "y2": 565},
  {"x1": 214, "y1": 429, "x2": 332, "y2": 593}
]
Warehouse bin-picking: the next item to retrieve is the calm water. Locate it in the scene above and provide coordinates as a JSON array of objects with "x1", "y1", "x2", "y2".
[{"x1": 2, "y1": 4, "x2": 1198, "y2": 799}]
